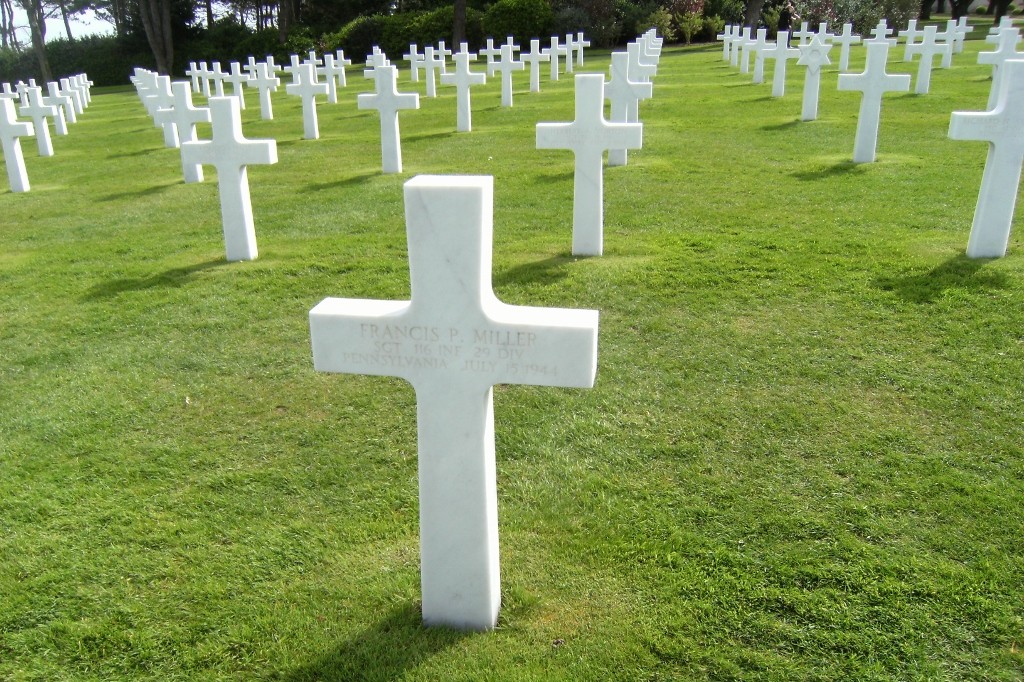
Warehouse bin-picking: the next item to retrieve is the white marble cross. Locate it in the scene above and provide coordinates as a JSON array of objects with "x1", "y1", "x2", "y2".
[
  {"x1": 564, "y1": 33, "x2": 578, "y2": 73},
  {"x1": 318, "y1": 54, "x2": 347, "y2": 104},
  {"x1": 797, "y1": 35, "x2": 833, "y2": 121},
  {"x1": 521, "y1": 39, "x2": 550, "y2": 93},
  {"x1": 762, "y1": 32, "x2": 800, "y2": 97},
  {"x1": 729, "y1": 24, "x2": 742, "y2": 66},
  {"x1": 208, "y1": 61, "x2": 228, "y2": 96},
  {"x1": 536, "y1": 74, "x2": 642, "y2": 256},
  {"x1": 543, "y1": 37, "x2": 569, "y2": 80},
  {"x1": 488, "y1": 42, "x2": 524, "y2": 107},
  {"x1": 358, "y1": 65, "x2": 419, "y2": 174},
  {"x1": 309, "y1": 174, "x2": 598, "y2": 631},
  {"x1": 627, "y1": 41, "x2": 657, "y2": 84},
  {"x1": 751, "y1": 29, "x2": 771, "y2": 84},
  {"x1": 899, "y1": 19, "x2": 922, "y2": 61},
  {"x1": 422, "y1": 46, "x2": 441, "y2": 97},
  {"x1": 244, "y1": 56, "x2": 260, "y2": 77},
  {"x1": 44, "y1": 82, "x2": 73, "y2": 130},
  {"x1": 955, "y1": 16, "x2": 973, "y2": 53},
  {"x1": 286, "y1": 62, "x2": 329, "y2": 140},
  {"x1": 180, "y1": 96, "x2": 277, "y2": 261},
  {"x1": 0, "y1": 98, "x2": 33, "y2": 192},
  {"x1": 479, "y1": 38, "x2": 500, "y2": 69},
  {"x1": 59, "y1": 78, "x2": 83, "y2": 115},
  {"x1": 978, "y1": 26, "x2": 1023, "y2": 110},
  {"x1": 936, "y1": 21, "x2": 957, "y2": 68},
  {"x1": 224, "y1": 62, "x2": 252, "y2": 109},
  {"x1": 575, "y1": 31, "x2": 590, "y2": 66},
  {"x1": 793, "y1": 21, "x2": 815, "y2": 46},
  {"x1": 404, "y1": 44, "x2": 424, "y2": 82},
  {"x1": 833, "y1": 23, "x2": 862, "y2": 71},
  {"x1": 148, "y1": 75, "x2": 179, "y2": 147},
  {"x1": 837, "y1": 39, "x2": 911, "y2": 163},
  {"x1": 154, "y1": 81, "x2": 211, "y2": 182},
  {"x1": 737, "y1": 28, "x2": 756, "y2": 74},
  {"x1": 441, "y1": 49, "x2": 486, "y2": 132},
  {"x1": 187, "y1": 61, "x2": 203, "y2": 93},
  {"x1": 948, "y1": 59, "x2": 1024, "y2": 258},
  {"x1": 816, "y1": 22, "x2": 834, "y2": 43},
  {"x1": 435, "y1": 40, "x2": 452, "y2": 74},
  {"x1": 250, "y1": 62, "x2": 280, "y2": 120},
  {"x1": 717, "y1": 24, "x2": 732, "y2": 60},
  {"x1": 197, "y1": 61, "x2": 213, "y2": 96},
  {"x1": 906, "y1": 25, "x2": 951, "y2": 95},
  {"x1": 869, "y1": 20, "x2": 898, "y2": 46},
  {"x1": 606, "y1": 51, "x2": 652, "y2": 166},
  {"x1": 334, "y1": 50, "x2": 352, "y2": 87},
  {"x1": 18, "y1": 86, "x2": 56, "y2": 157}
]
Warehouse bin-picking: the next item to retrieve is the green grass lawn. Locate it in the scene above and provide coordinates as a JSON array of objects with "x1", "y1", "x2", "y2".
[{"x1": 1, "y1": 28, "x2": 1023, "y2": 680}]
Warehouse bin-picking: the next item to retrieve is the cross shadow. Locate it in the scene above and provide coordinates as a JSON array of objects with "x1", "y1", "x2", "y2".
[
  {"x1": 107, "y1": 145, "x2": 160, "y2": 159},
  {"x1": 495, "y1": 253, "x2": 576, "y2": 287},
  {"x1": 306, "y1": 172, "x2": 378, "y2": 192},
  {"x1": 405, "y1": 130, "x2": 454, "y2": 143},
  {"x1": 81, "y1": 258, "x2": 226, "y2": 300},
  {"x1": 762, "y1": 119, "x2": 801, "y2": 131},
  {"x1": 790, "y1": 160, "x2": 865, "y2": 181},
  {"x1": 275, "y1": 604, "x2": 470, "y2": 682},
  {"x1": 531, "y1": 169, "x2": 573, "y2": 183},
  {"x1": 743, "y1": 95, "x2": 774, "y2": 103},
  {"x1": 873, "y1": 254, "x2": 1008, "y2": 303},
  {"x1": 98, "y1": 181, "x2": 180, "y2": 202}
]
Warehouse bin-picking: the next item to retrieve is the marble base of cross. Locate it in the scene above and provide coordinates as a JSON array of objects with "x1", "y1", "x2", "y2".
[{"x1": 309, "y1": 175, "x2": 598, "y2": 630}]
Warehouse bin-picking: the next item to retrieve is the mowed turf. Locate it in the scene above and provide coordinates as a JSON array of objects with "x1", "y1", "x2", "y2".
[{"x1": 1, "y1": 25, "x2": 1022, "y2": 680}]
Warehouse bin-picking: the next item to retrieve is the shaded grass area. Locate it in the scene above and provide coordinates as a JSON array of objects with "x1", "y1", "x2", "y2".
[{"x1": 1, "y1": 33, "x2": 1023, "y2": 681}]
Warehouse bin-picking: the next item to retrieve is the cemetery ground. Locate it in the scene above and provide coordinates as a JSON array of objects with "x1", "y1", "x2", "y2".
[{"x1": 1, "y1": 28, "x2": 1023, "y2": 680}]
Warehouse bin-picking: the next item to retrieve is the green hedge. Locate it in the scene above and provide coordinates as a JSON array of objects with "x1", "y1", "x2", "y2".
[
  {"x1": 327, "y1": 7, "x2": 485, "y2": 62},
  {"x1": 482, "y1": 0, "x2": 554, "y2": 43}
]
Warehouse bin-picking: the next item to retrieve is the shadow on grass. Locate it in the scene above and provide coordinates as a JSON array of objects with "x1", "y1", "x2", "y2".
[
  {"x1": 873, "y1": 254, "x2": 1008, "y2": 303},
  {"x1": 405, "y1": 130, "x2": 455, "y2": 143},
  {"x1": 495, "y1": 253, "x2": 576, "y2": 287},
  {"x1": 97, "y1": 181, "x2": 179, "y2": 202},
  {"x1": 277, "y1": 604, "x2": 470, "y2": 682},
  {"x1": 82, "y1": 258, "x2": 225, "y2": 300},
  {"x1": 790, "y1": 160, "x2": 865, "y2": 181},
  {"x1": 762, "y1": 119, "x2": 801, "y2": 131},
  {"x1": 531, "y1": 169, "x2": 574, "y2": 183},
  {"x1": 306, "y1": 172, "x2": 379, "y2": 192},
  {"x1": 107, "y1": 145, "x2": 160, "y2": 159}
]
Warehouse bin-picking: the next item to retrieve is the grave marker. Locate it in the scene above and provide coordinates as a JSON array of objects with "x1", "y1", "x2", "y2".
[
  {"x1": 833, "y1": 23, "x2": 862, "y2": 71},
  {"x1": 536, "y1": 74, "x2": 642, "y2": 256},
  {"x1": 286, "y1": 62, "x2": 329, "y2": 140},
  {"x1": 440, "y1": 49, "x2": 486, "y2": 132},
  {"x1": 250, "y1": 62, "x2": 280, "y2": 120},
  {"x1": 793, "y1": 21, "x2": 815, "y2": 46},
  {"x1": 606, "y1": 50, "x2": 652, "y2": 166},
  {"x1": 404, "y1": 44, "x2": 424, "y2": 82},
  {"x1": 948, "y1": 59, "x2": 1024, "y2": 258},
  {"x1": 18, "y1": 86, "x2": 56, "y2": 157},
  {"x1": 762, "y1": 32, "x2": 800, "y2": 97},
  {"x1": 179, "y1": 96, "x2": 277, "y2": 261},
  {"x1": 906, "y1": 25, "x2": 951, "y2": 95},
  {"x1": 521, "y1": 39, "x2": 550, "y2": 93},
  {"x1": 487, "y1": 42, "x2": 524, "y2": 107},
  {"x1": 978, "y1": 26, "x2": 1023, "y2": 110},
  {"x1": 154, "y1": 81, "x2": 211, "y2": 183},
  {"x1": 543, "y1": 37, "x2": 569, "y2": 80},
  {"x1": 750, "y1": 29, "x2": 771, "y2": 84},
  {"x1": 0, "y1": 97, "x2": 32, "y2": 192},
  {"x1": 480, "y1": 38, "x2": 500, "y2": 69},
  {"x1": 899, "y1": 19, "x2": 922, "y2": 61},
  {"x1": 576, "y1": 32, "x2": 590, "y2": 66},
  {"x1": 357, "y1": 65, "x2": 419, "y2": 173},
  {"x1": 837, "y1": 38, "x2": 910, "y2": 163},
  {"x1": 224, "y1": 62, "x2": 252, "y2": 109},
  {"x1": 797, "y1": 35, "x2": 832, "y2": 121},
  {"x1": 309, "y1": 174, "x2": 598, "y2": 631}
]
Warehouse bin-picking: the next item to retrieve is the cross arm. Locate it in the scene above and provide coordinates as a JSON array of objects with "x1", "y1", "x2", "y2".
[{"x1": 310, "y1": 298, "x2": 416, "y2": 380}]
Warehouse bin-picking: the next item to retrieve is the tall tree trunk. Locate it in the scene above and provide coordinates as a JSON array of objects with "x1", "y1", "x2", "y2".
[
  {"x1": 744, "y1": 0, "x2": 764, "y2": 28},
  {"x1": 278, "y1": 0, "x2": 296, "y2": 43},
  {"x1": 452, "y1": 0, "x2": 466, "y2": 46},
  {"x1": 205, "y1": 0, "x2": 213, "y2": 27},
  {"x1": 20, "y1": 0, "x2": 52, "y2": 82},
  {"x1": 139, "y1": 0, "x2": 174, "y2": 75},
  {"x1": 58, "y1": 0, "x2": 73, "y2": 40},
  {"x1": 919, "y1": 0, "x2": 931, "y2": 20},
  {"x1": 993, "y1": 0, "x2": 1011, "y2": 22}
]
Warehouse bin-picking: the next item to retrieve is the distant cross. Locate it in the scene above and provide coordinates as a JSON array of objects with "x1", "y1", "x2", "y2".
[
  {"x1": 285, "y1": 62, "x2": 329, "y2": 140},
  {"x1": 244, "y1": 56, "x2": 259, "y2": 77},
  {"x1": 626, "y1": 41, "x2": 656, "y2": 84},
  {"x1": 43, "y1": 83, "x2": 72, "y2": 131},
  {"x1": 404, "y1": 44, "x2": 424, "y2": 82},
  {"x1": 737, "y1": 27, "x2": 755, "y2": 74},
  {"x1": 318, "y1": 54, "x2": 347, "y2": 103},
  {"x1": 179, "y1": 96, "x2": 277, "y2": 262},
  {"x1": 750, "y1": 29, "x2": 771, "y2": 85},
  {"x1": 18, "y1": 86, "x2": 56, "y2": 157},
  {"x1": 0, "y1": 98, "x2": 33, "y2": 192},
  {"x1": 761, "y1": 32, "x2": 800, "y2": 97},
  {"x1": 906, "y1": 25, "x2": 951, "y2": 95},
  {"x1": 146, "y1": 75, "x2": 179, "y2": 148},
  {"x1": 978, "y1": 25, "x2": 1023, "y2": 110},
  {"x1": 793, "y1": 21, "x2": 815, "y2": 46},
  {"x1": 436, "y1": 40, "x2": 452, "y2": 74},
  {"x1": 816, "y1": 22, "x2": 834, "y2": 43},
  {"x1": 422, "y1": 46, "x2": 442, "y2": 97},
  {"x1": 564, "y1": 33, "x2": 578, "y2": 73},
  {"x1": 899, "y1": 19, "x2": 923, "y2": 61},
  {"x1": 576, "y1": 31, "x2": 590, "y2": 66},
  {"x1": 717, "y1": 24, "x2": 733, "y2": 61},
  {"x1": 305, "y1": 50, "x2": 324, "y2": 69},
  {"x1": 309, "y1": 174, "x2": 598, "y2": 631},
  {"x1": 521, "y1": 39, "x2": 550, "y2": 92},
  {"x1": 187, "y1": 61, "x2": 202, "y2": 93},
  {"x1": 357, "y1": 65, "x2": 420, "y2": 174},
  {"x1": 606, "y1": 51, "x2": 652, "y2": 166},
  {"x1": 729, "y1": 24, "x2": 742, "y2": 66},
  {"x1": 833, "y1": 23, "x2": 862, "y2": 71},
  {"x1": 536, "y1": 74, "x2": 643, "y2": 256},
  {"x1": 488, "y1": 42, "x2": 524, "y2": 107},
  {"x1": 224, "y1": 62, "x2": 252, "y2": 109},
  {"x1": 479, "y1": 38, "x2": 500, "y2": 70},
  {"x1": 837, "y1": 39, "x2": 911, "y2": 163},
  {"x1": 986, "y1": 16, "x2": 1014, "y2": 42},
  {"x1": 936, "y1": 21, "x2": 957, "y2": 68},
  {"x1": 208, "y1": 62, "x2": 227, "y2": 96},
  {"x1": 954, "y1": 16, "x2": 973, "y2": 53},
  {"x1": 334, "y1": 50, "x2": 352, "y2": 87},
  {"x1": 283, "y1": 54, "x2": 305, "y2": 85},
  {"x1": 250, "y1": 62, "x2": 280, "y2": 120},
  {"x1": 543, "y1": 37, "x2": 569, "y2": 81},
  {"x1": 869, "y1": 20, "x2": 897, "y2": 46},
  {"x1": 153, "y1": 81, "x2": 211, "y2": 182},
  {"x1": 948, "y1": 59, "x2": 1024, "y2": 258},
  {"x1": 797, "y1": 35, "x2": 833, "y2": 121},
  {"x1": 59, "y1": 78, "x2": 84, "y2": 115},
  {"x1": 440, "y1": 49, "x2": 486, "y2": 132},
  {"x1": 0, "y1": 82, "x2": 17, "y2": 101}
]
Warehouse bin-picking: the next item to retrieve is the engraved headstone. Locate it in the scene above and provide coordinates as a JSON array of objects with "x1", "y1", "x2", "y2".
[
  {"x1": 309, "y1": 174, "x2": 598, "y2": 631},
  {"x1": 536, "y1": 74, "x2": 643, "y2": 256}
]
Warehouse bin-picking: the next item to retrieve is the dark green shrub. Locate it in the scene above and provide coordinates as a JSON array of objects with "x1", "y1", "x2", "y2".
[
  {"x1": 483, "y1": 0, "x2": 554, "y2": 42},
  {"x1": 616, "y1": 0, "x2": 659, "y2": 42},
  {"x1": 334, "y1": 14, "x2": 391, "y2": 62}
]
